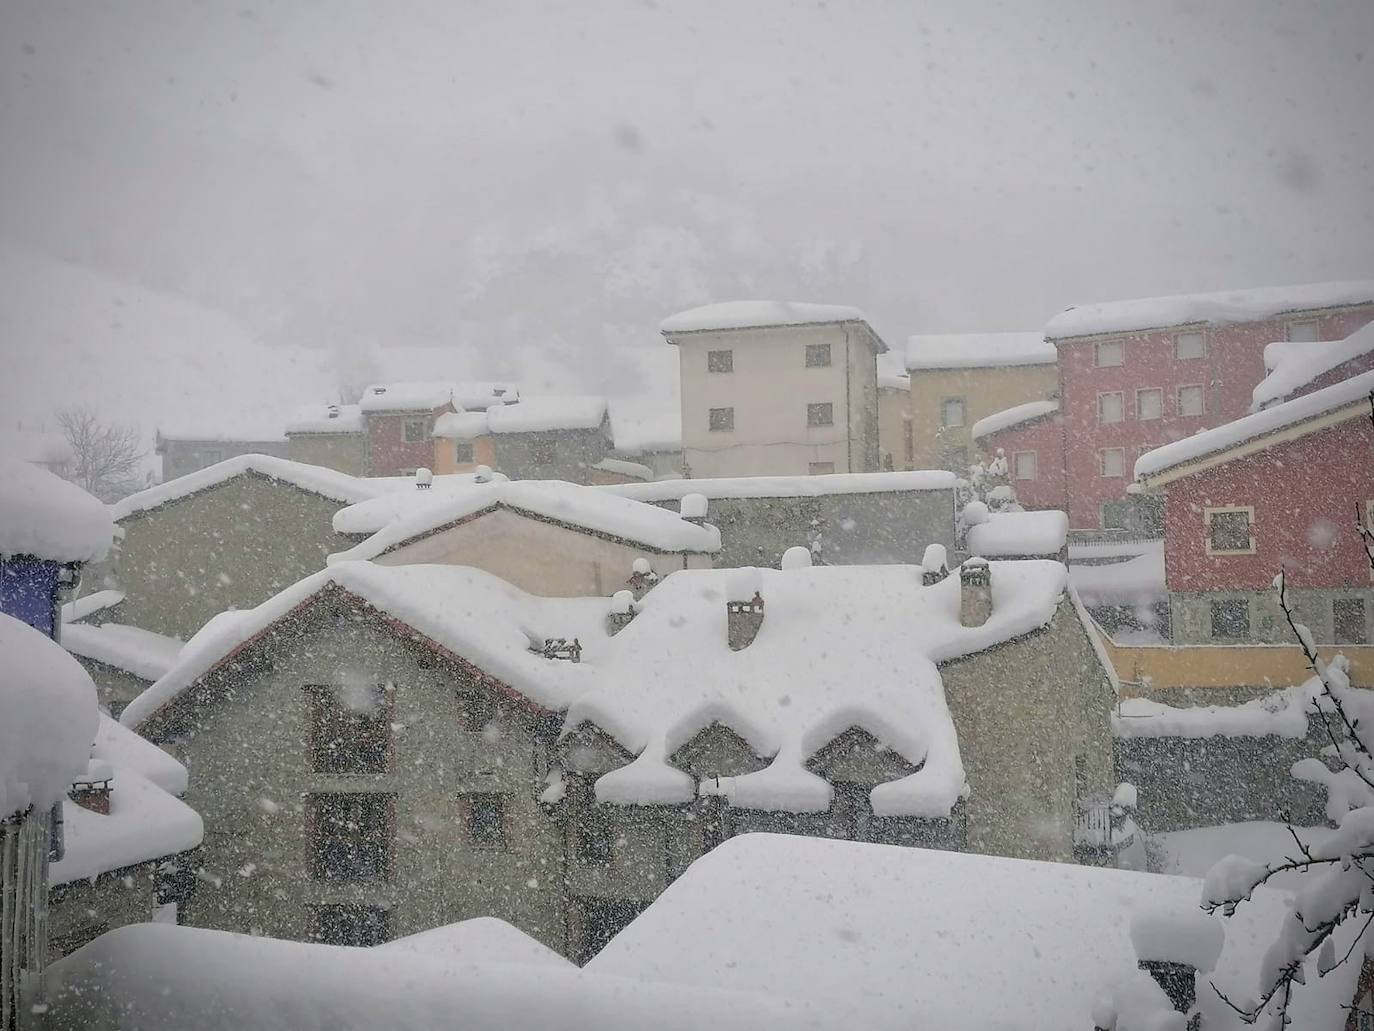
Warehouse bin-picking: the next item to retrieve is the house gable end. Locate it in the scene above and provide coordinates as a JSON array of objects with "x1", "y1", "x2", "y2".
[
  {"x1": 805, "y1": 726, "x2": 922, "y2": 786},
  {"x1": 558, "y1": 720, "x2": 637, "y2": 777},
  {"x1": 667, "y1": 720, "x2": 774, "y2": 780}
]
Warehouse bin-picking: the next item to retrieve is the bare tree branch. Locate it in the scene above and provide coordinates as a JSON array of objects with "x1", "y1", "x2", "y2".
[{"x1": 56, "y1": 405, "x2": 146, "y2": 502}]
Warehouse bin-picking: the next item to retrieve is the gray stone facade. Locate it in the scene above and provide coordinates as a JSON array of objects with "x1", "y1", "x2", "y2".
[
  {"x1": 490, "y1": 425, "x2": 612, "y2": 484},
  {"x1": 1170, "y1": 586, "x2": 1373, "y2": 646},
  {"x1": 156, "y1": 436, "x2": 290, "y2": 482}
]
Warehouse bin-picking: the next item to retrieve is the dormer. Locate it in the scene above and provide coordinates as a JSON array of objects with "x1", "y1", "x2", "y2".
[
  {"x1": 668, "y1": 720, "x2": 775, "y2": 782},
  {"x1": 558, "y1": 719, "x2": 637, "y2": 778},
  {"x1": 805, "y1": 726, "x2": 922, "y2": 786}
]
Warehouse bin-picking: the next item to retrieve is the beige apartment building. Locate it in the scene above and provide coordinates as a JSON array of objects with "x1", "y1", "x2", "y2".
[
  {"x1": 661, "y1": 302, "x2": 885, "y2": 478},
  {"x1": 905, "y1": 332, "x2": 1058, "y2": 472}
]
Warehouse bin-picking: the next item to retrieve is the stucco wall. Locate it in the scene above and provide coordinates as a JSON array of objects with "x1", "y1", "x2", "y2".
[
  {"x1": 364, "y1": 406, "x2": 452, "y2": 476},
  {"x1": 48, "y1": 869, "x2": 159, "y2": 959},
  {"x1": 374, "y1": 507, "x2": 710, "y2": 596},
  {"x1": 907, "y1": 363, "x2": 1058, "y2": 473},
  {"x1": 115, "y1": 474, "x2": 353, "y2": 639},
  {"x1": 431, "y1": 435, "x2": 496, "y2": 476},
  {"x1": 287, "y1": 433, "x2": 366, "y2": 476},
  {"x1": 490, "y1": 427, "x2": 610, "y2": 483},
  {"x1": 1170, "y1": 587, "x2": 1374, "y2": 647}
]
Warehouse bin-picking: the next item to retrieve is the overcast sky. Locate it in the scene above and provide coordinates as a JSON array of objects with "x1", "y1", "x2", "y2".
[{"x1": 2, "y1": 0, "x2": 1372, "y2": 401}]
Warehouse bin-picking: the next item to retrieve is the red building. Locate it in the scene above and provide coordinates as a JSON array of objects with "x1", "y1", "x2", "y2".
[
  {"x1": 358, "y1": 382, "x2": 459, "y2": 477},
  {"x1": 970, "y1": 401, "x2": 1066, "y2": 513},
  {"x1": 1135, "y1": 368, "x2": 1374, "y2": 647},
  {"x1": 979, "y1": 282, "x2": 1374, "y2": 530}
]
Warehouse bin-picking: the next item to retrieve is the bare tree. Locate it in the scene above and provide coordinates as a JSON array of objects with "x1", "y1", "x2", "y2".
[
  {"x1": 56, "y1": 406, "x2": 146, "y2": 502},
  {"x1": 1203, "y1": 393, "x2": 1374, "y2": 1028}
]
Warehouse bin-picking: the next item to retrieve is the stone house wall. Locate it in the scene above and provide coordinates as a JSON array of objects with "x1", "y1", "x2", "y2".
[
  {"x1": 489, "y1": 427, "x2": 610, "y2": 483},
  {"x1": 286, "y1": 433, "x2": 367, "y2": 476}
]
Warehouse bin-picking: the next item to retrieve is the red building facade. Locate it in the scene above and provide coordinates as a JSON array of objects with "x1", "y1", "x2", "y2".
[
  {"x1": 363, "y1": 402, "x2": 455, "y2": 477},
  {"x1": 975, "y1": 408, "x2": 1066, "y2": 513}
]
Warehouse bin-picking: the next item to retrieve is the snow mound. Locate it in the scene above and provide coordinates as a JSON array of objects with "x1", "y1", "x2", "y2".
[
  {"x1": 0, "y1": 458, "x2": 113, "y2": 562},
  {"x1": 966, "y1": 510, "x2": 1068, "y2": 557}
]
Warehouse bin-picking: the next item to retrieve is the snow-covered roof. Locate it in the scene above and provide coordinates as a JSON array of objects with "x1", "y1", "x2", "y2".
[
  {"x1": 1134, "y1": 368, "x2": 1374, "y2": 484},
  {"x1": 61, "y1": 589, "x2": 125, "y2": 623},
  {"x1": 42, "y1": 921, "x2": 840, "y2": 1031},
  {"x1": 590, "y1": 457, "x2": 653, "y2": 481},
  {"x1": 432, "y1": 410, "x2": 491, "y2": 440},
  {"x1": 588, "y1": 833, "x2": 1347, "y2": 1031},
  {"x1": 120, "y1": 563, "x2": 610, "y2": 731},
  {"x1": 283, "y1": 403, "x2": 364, "y2": 435},
  {"x1": 0, "y1": 613, "x2": 100, "y2": 819},
  {"x1": 965, "y1": 510, "x2": 1068, "y2": 558},
  {"x1": 484, "y1": 396, "x2": 608, "y2": 434},
  {"x1": 381, "y1": 917, "x2": 573, "y2": 968},
  {"x1": 661, "y1": 301, "x2": 886, "y2": 351},
  {"x1": 1112, "y1": 677, "x2": 1322, "y2": 740},
  {"x1": 358, "y1": 381, "x2": 457, "y2": 413},
  {"x1": 334, "y1": 471, "x2": 510, "y2": 536},
  {"x1": 0, "y1": 458, "x2": 113, "y2": 562},
  {"x1": 970, "y1": 400, "x2": 1059, "y2": 441},
  {"x1": 62, "y1": 621, "x2": 184, "y2": 682},
  {"x1": 600, "y1": 469, "x2": 957, "y2": 504},
  {"x1": 904, "y1": 331, "x2": 1055, "y2": 370},
  {"x1": 330, "y1": 481, "x2": 722, "y2": 562},
  {"x1": 50, "y1": 714, "x2": 202, "y2": 886},
  {"x1": 111, "y1": 454, "x2": 380, "y2": 521},
  {"x1": 1251, "y1": 320, "x2": 1374, "y2": 410},
  {"x1": 561, "y1": 560, "x2": 1069, "y2": 817},
  {"x1": 1046, "y1": 280, "x2": 1374, "y2": 340},
  {"x1": 1068, "y1": 541, "x2": 1165, "y2": 607},
  {"x1": 607, "y1": 405, "x2": 682, "y2": 455}
]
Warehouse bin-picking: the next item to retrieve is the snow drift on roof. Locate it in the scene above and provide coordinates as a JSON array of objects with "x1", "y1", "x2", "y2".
[
  {"x1": 607, "y1": 404, "x2": 681, "y2": 455},
  {"x1": 0, "y1": 613, "x2": 100, "y2": 819},
  {"x1": 284, "y1": 404, "x2": 364, "y2": 434},
  {"x1": 1251, "y1": 321, "x2": 1374, "y2": 411},
  {"x1": 62, "y1": 589, "x2": 125, "y2": 623},
  {"x1": 94, "y1": 713, "x2": 188, "y2": 795},
  {"x1": 62, "y1": 621, "x2": 183, "y2": 682},
  {"x1": 381, "y1": 917, "x2": 573, "y2": 968},
  {"x1": 970, "y1": 400, "x2": 1059, "y2": 441},
  {"x1": 111, "y1": 454, "x2": 380, "y2": 520},
  {"x1": 330, "y1": 481, "x2": 722, "y2": 561},
  {"x1": 359, "y1": 381, "x2": 457, "y2": 412},
  {"x1": 1068, "y1": 542, "x2": 1165, "y2": 607},
  {"x1": 432, "y1": 410, "x2": 491, "y2": 439},
  {"x1": 661, "y1": 301, "x2": 880, "y2": 342},
  {"x1": 1046, "y1": 280, "x2": 1374, "y2": 340},
  {"x1": 600, "y1": 469, "x2": 957, "y2": 503},
  {"x1": 562, "y1": 560, "x2": 1068, "y2": 817},
  {"x1": 0, "y1": 459, "x2": 113, "y2": 562},
  {"x1": 904, "y1": 332, "x2": 1055, "y2": 370},
  {"x1": 965, "y1": 510, "x2": 1068, "y2": 557},
  {"x1": 334, "y1": 471, "x2": 511, "y2": 536},
  {"x1": 485, "y1": 396, "x2": 607, "y2": 434},
  {"x1": 1112, "y1": 679, "x2": 1321, "y2": 740},
  {"x1": 1134, "y1": 368, "x2": 1374, "y2": 482}
]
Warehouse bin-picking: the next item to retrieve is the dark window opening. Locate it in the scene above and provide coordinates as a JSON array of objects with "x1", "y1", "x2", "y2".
[
  {"x1": 1335, "y1": 598, "x2": 1368, "y2": 646},
  {"x1": 307, "y1": 683, "x2": 391, "y2": 775},
  {"x1": 805, "y1": 343, "x2": 831, "y2": 367},
  {"x1": 707, "y1": 349, "x2": 733, "y2": 373},
  {"x1": 311, "y1": 792, "x2": 393, "y2": 881},
  {"x1": 1210, "y1": 599, "x2": 1250, "y2": 640},
  {"x1": 709, "y1": 407, "x2": 734, "y2": 432},
  {"x1": 807, "y1": 402, "x2": 834, "y2": 427},
  {"x1": 461, "y1": 793, "x2": 509, "y2": 849},
  {"x1": 310, "y1": 903, "x2": 391, "y2": 946},
  {"x1": 454, "y1": 441, "x2": 474, "y2": 464}
]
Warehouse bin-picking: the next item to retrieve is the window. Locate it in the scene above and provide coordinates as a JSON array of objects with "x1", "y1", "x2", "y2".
[
  {"x1": 1094, "y1": 340, "x2": 1124, "y2": 367},
  {"x1": 1335, "y1": 598, "x2": 1368, "y2": 645},
  {"x1": 1206, "y1": 507, "x2": 1255, "y2": 555},
  {"x1": 1136, "y1": 388, "x2": 1163, "y2": 421},
  {"x1": 530, "y1": 438, "x2": 556, "y2": 464},
  {"x1": 311, "y1": 903, "x2": 391, "y2": 946},
  {"x1": 578, "y1": 809, "x2": 615, "y2": 865},
  {"x1": 708, "y1": 407, "x2": 734, "y2": 432},
  {"x1": 805, "y1": 343, "x2": 832, "y2": 367},
  {"x1": 1177, "y1": 384, "x2": 1205, "y2": 418},
  {"x1": 453, "y1": 441, "x2": 474, "y2": 464},
  {"x1": 403, "y1": 418, "x2": 430, "y2": 443},
  {"x1": 1210, "y1": 599, "x2": 1250, "y2": 639},
  {"x1": 808, "y1": 461, "x2": 835, "y2": 475},
  {"x1": 1097, "y1": 391, "x2": 1124, "y2": 424},
  {"x1": 1099, "y1": 448, "x2": 1125, "y2": 478},
  {"x1": 707, "y1": 349, "x2": 733, "y2": 373},
  {"x1": 1013, "y1": 450, "x2": 1037, "y2": 480},
  {"x1": 1287, "y1": 320, "x2": 1321, "y2": 342},
  {"x1": 941, "y1": 397, "x2": 965, "y2": 428},
  {"x1": 310, "y1": 793, "x2": 393, "y2": 881},
  {"x1": 455, "y1": 690, "x2": 496, "y2": 732},
  {"x1": 1174, "y1": 331, "x2": 1206, "y2": 359},
  {"x1": 806, "y1": 402, "x2": 834, "y2": 427},
  {"x1": 460, "y1": 793, "x2": 509, "y2": 849},
  {"x1": 1101, "y1": 500, "x2": 1130, "y2": 531},
  {"x1": 306, "y1": 683, "x2": 391, "y2": 775}
]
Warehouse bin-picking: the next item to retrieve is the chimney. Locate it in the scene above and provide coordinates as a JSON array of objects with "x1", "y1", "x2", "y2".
[
  {"x1": 69, "y1": 760, "x2": 114, "y2": 815},
  {"x1": 780, "y1": 546, "x2": 811, "y2": 570},
  {"x1": 679, "y1": 492, "x2": 709, "y2": 525},
  {"x1": 327, "y1": 404, "x2": 340, "y2": 419},
  {"x1": 626, "y1": 557, "x2": 660, "y2": 600},
  {"x1": 921, "y1": 543, "x2": 949, "y2": 586},
  {"x1": 1129, "y1": 912, "x2": 1223, "y2": 1019},
  {"x1": 959, "y1": 558, "x2": 992, "y2": 627},
  {"x1": 606, "y1": 590, "x2": 637, "y2": 636},
  {"x1": 726, "y1": 568, "x2": 765, "y2": 650},
  {"x1": 415, "y1": 467, "x2": 433, "y2": 490}
]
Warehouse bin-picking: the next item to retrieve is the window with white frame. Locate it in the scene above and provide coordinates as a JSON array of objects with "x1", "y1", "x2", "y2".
[
  {"x1": 1136, "y1": 388, "x2": 1163, "y2": 421},
  {"x1": 1206, "y1": 506, "x2": 1255, "y2": 554},
  {"x1": 1177, "y1": 384, "x2": 1205, "y2": 418},
  {"x1": 1094, "y1": 340, "x2": 1124, "y2": 367},
  {"x1": 1287, "y1": 320, "x2": 1321, "y2": 342},
  {"x1": 942, "y1": 397, "x2": 965, "y2": 428},
  {"x1": 1174, "y1": 331, "x2": 1206, "y2": 359},
  {"x1": 1099, "y1": 448, "x2": 1125, "y2": 478},
  {"x1": 1097, "y1": 391, "x2": 1124, "y2": 424},
  {"x1": 1013, "y1": 451, "x2": 1037, "y2": 480}
]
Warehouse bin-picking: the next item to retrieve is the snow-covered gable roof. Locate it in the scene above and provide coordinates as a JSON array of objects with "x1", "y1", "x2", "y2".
[
  {"x1": 1135, "y1": 368, "x2": 1374, "y2": 485},
  {"x1": 62, "y1": 621, "x2": 184, "y2": 682},
  {"x1": 120, "y1": 563, "x2": 609, "y2": 732},
  {"x1": 284, "y1": 403, "x2": 364, "y2": 435},
  {"x1": 61, "y1": 589, "x2": 125, "y2": 623},
  {"x1": 329, "y1": 481, "x2": 722, "y2": 561},
  {"x1": 432, "y1": 410, "x2": 491, "y2": 440},
  {"x1": 587, "y1": 833, "x2": 1348, "y2": 1031},
  {"x1": 1, "y1": 613, "x2": 100, "y2": 819},
  {"x1": 561, "y1": 560, "x2": 1068, "y2": 817},
  {"x1": 661, "y1": 301, "x2": 887, "y2": 351},
  {"x1": 381, "y1": 917, "x2": 573, "y2": 968},
  {"x1": 970, "y1": 400, "x2": 1059, "y2": 441},
  {"x1": 334, "y1": 471, "x2": 511, "y2": 536},
  {"x1": 600, "y1": 469, "x2": 957, "y2": 504},
  {"x1": 1046, "y1": 280, "x2": 1374, "y2": 340},
  {"x1": 0, "y1": 458, "x2": 113, "y2": 562},
  {"x1": 1252, "y1": 320, "x2": 1374, "y2": 411},
  {"x1": 484, "y1": 396, "x2": 608, "y2": 434},
  {"x1": 965, "y1": 510, "x2": 1068, "y2": 558},
  {"x1": 358, "y1": 381, "x2": 457, "y2": 413},
  {"x1": 110, "y1": 454, "x2": 379, "y2": 521},
  {"x1": 904, "y1": 331, "x2": 1055, "y2": 371}
]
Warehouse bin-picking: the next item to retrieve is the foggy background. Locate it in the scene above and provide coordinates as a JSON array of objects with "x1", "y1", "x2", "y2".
[{"x1": 1, "y1": 0, "x2": 1371, "y2": 443}]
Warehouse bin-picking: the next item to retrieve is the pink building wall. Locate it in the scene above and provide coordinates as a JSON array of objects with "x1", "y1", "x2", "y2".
[
  {"x1": 981, "y1": 414, "x2": 1066, "y2": 512},
  {"x1": 365, "y1": 404, "x2": 454, "y2": 477}
]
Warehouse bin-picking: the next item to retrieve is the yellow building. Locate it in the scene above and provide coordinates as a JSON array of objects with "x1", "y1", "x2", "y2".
[
  {"x1": 905, "y1": 332, "x2": 1058, "y2": 472},
  {"x1": 876, "y1": 362, "x2": 914, "y2": 470}
]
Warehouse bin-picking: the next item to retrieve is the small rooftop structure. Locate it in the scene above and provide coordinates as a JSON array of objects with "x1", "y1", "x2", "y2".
[
  {"x1": 905, "y1": 331, "x2": 1055, "y2": 371},
  {"x1": 284, "y1": 403, "x2": 364, "y2": 435}
]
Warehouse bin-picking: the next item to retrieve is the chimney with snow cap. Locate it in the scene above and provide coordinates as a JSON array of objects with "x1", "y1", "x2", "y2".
[
  {"x1": 921, "y1": 543, "x2": 949, "y2": 586},
  {"x1": 726, "y1": 568, "x2": 765, "y2": 650},
  {"x1": 1128, "y1": 910, "x2": 1223, "y2": 1017},
  {"x1": 473, "y1": 464, "x2": 494, "y2": 484},
  {"x1": 69, "y1": 759, "x2": 114, "y2": 815},
  {"x1": 606, "y1": 590, "x2": 637, "y2": 636},
  {"x1": 679, "y1": 492, "x2": 709, "y2": 525},
  {"x1": 415, "y1": 467, "x2": 433, "y2": 490},
  {"x1": 781, "y1": 546, "x2": 811, "y2": 570},
  {"x1": 627, "y1": 557, "x2": 660, "y2": 600},
  {"x1": 959, "y1": 557, "x2": 992, "y2": 627}
]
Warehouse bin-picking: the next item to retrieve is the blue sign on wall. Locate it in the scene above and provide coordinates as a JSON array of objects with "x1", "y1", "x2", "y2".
[{"x1": 0, "y1": 557, "x2": 61, "y2": 638}]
